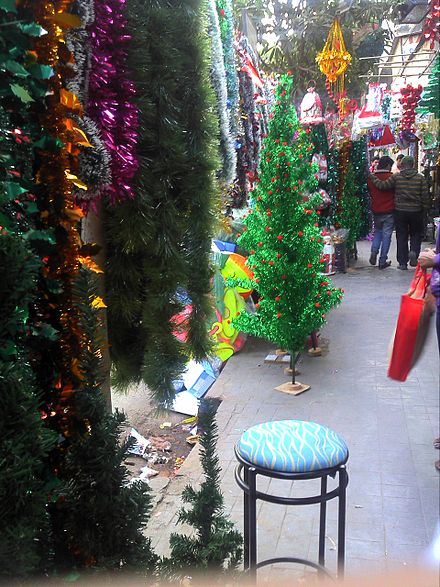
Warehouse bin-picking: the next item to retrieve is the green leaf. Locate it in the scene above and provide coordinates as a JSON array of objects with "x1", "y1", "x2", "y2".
[
  {"x1": 0, "y1": 0, "x2": 17, "y2": 14},
  {"x1": 28, "y1": 64, "x2": 53, "y2": 79},
  {"x1": 10, "y1": 83, "x2": 34, "y2": 103},
  {"x1": 23, "y1": 229, "x2": 56, "y2": 244},
  {"x1": 32, "y1": 323, "x2": 59, "y2": 341},
  {"x1": 23, "y1": 201, "x2": 38, "y2": 214},
  {"x1": 34, "y1": 135, "x2": 64, "y2": 150},
  {"x1": 18, "y1": 22, "x2": 47, "y2": 37},
  {"x1": 4, "y1": 181, "x2": 28, "y2": 199},
  {"x1": 0, "y1": 341, "x2": 17, "y2": 359},
  {"x1": 2, "y1": 59, "x2": 29, "y2": 77}
]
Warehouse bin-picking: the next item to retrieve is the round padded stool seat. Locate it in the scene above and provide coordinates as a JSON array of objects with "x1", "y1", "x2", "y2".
[{"x1": 236, "y1": 420, "x2": 348, "y2": 473}]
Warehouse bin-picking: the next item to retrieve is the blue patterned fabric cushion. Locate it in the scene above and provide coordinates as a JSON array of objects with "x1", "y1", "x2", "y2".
[{"x1": 236, "y1": 420, "x2": 348, "y2": 473}]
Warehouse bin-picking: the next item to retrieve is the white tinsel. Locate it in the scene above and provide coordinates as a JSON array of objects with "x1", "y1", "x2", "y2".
[
  {"x1": 207, "y1": 0, "x2": 236, "y2": 184},
  {"x1": 65, "y1": 0, "x2": 112, "y2": 204}
]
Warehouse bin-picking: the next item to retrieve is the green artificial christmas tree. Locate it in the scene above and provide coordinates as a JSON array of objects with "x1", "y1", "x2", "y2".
[
  {"x1": 105, "y1": 0, "x2": 220, "y2": 406},
  {"x1": 228, "y1": 74, "x2": 343, "y2": 390},
  {"x1": 0, "y1": 234, "x2": 55, "y2": 579},
  {"x1": 49, "y1": 268, "x2": 158, "y2": 574},
  {"x1": 416, "y1": 54, "x2": 440, "y2": 119},
  {"x1": 162, "y1": 399, "x2": 242, "y2": 580}
]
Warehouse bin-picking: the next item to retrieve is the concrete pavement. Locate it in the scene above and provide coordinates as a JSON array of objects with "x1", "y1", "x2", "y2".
[{"x1": 144, "y1": 239, "x2": 440, "y2": 582}]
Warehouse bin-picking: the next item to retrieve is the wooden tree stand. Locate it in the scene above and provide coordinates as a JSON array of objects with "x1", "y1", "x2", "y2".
[
  {"x1": 307, "y1": 331, "x2": 322, "y2": 357},
  {"x1": 275, "y1": 352, "x2": 310, "y2": 396}
]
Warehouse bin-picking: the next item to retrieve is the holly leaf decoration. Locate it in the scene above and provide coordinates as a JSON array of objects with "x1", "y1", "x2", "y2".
[
  {"x1": 2, "y1": 60, "x2": 29, "y2": 77},
  {"x1": 10, "y1": 84, "x2": 34, "y2": 103}
]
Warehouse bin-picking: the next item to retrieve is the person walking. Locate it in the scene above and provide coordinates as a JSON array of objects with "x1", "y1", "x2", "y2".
[
  {"x1": 368, "y1": 155, "x2": 395, "y2": 269},
  {"x1": 369, "y1": 156, "x2": 429, "y2": 270}
]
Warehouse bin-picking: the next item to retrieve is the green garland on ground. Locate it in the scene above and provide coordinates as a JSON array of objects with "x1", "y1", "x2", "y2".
[
  {"x1": 162, "y1": 399, "x2": 242, "y2": 578},
  {"x1": 106, "y1": 0, "x2": 220, "y2": 405}
]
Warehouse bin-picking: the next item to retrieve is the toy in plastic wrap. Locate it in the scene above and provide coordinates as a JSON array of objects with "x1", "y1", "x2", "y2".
[
  {"x1": 300, "y1": 82, "x2": 324, "y2": 125},
  {"x1": 320, "y1": 235, "x2": 336, "y2": 275},
  {"x1": 210, "y1": 253, "x2": 254, "y2": 362}
]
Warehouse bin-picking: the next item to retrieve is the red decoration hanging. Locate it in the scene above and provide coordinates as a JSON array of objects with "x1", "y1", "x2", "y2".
[
  {"x1": 399, "y1": 84, "x2": 423, "y2": 132},
  {"x1": 422, "y1": 0, "x2": 440, "y2": 49}
]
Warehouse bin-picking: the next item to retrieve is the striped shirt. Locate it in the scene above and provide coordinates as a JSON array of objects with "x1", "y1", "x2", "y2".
[{"x1": 369, "y1": 168, "x2": 429, "y2": 212}]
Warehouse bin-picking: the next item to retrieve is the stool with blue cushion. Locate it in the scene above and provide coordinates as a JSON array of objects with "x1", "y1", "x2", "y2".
[{"x1": 235, "y1": 420, "x2": 349, "y2": 581}]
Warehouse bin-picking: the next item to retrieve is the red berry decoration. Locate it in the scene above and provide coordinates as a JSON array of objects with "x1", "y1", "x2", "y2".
[{"x1": 277, "y1": 234, "x2": 283, "y2": 240}]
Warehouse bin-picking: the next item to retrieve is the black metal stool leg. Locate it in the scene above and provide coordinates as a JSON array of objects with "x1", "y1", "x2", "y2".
[
  {"x1": 318, "y1": 475, "x2": 328, "y2": 568},
  {"x1": 243, "y1": 465, "x2": 249, "y2": 570},
  {"x1": 248, "y1": 467, "x2": 257, "y2": 581},
  {"x1": 337, "y1": 466, "x2": 348, "y2": 578}
]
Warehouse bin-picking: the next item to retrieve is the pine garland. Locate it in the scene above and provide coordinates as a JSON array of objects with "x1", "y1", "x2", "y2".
[
  {"x1": 207, "y1": 0, "x2": 236, "y2": 184},
  {"x1": 162, "y1": 399, "x2": 242, "y2": 577},
  {"x1": 0, "y1": 235, "x2": 55, "y2": 579},
  {"x1": 105, "y1": 0, "x2": 220, "y2": 405},
  {"x1": 50, "y1": 268, "x2": 157, "y2": 572}
]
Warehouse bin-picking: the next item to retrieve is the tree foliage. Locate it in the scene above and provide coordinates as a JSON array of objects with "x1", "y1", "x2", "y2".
[{"x1": 235, "y1": 0, "x2": 401, "y2": 101}]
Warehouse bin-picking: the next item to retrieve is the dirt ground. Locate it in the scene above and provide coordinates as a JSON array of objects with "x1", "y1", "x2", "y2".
[{"x1": 112, "y1": 382, "x2": 198, "y2": 481}]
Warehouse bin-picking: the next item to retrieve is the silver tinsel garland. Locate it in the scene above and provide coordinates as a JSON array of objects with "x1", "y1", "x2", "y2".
[
  {"x1": 207, "y1": 0, "x2": 236, "y2": 184},
  {"x1": 65, "y1": 0, "x2": 112, "y2": 207}
]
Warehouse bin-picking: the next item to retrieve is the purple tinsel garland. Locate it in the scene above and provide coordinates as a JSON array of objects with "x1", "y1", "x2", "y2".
[{"x1": 87, "y1": 0, "x2": 138, "y2": 205}]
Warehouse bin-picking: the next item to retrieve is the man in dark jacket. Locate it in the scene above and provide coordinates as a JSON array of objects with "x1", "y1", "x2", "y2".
[
  {"x1": 368, "y1": 155, "x2": 395, "y2": 269},
  {"x1": 369, "y1": 156, "x2": 429, "y2": 270}
]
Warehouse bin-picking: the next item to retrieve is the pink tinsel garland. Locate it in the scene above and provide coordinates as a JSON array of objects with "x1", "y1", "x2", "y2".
[{"x1": 88, "y1": 0, "x2": 138, "y2": 205}]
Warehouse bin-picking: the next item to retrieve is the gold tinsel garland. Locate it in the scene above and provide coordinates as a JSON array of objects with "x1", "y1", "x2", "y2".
[{"x1": 29, "y1": 0, "x2": 93, "y2": 439}]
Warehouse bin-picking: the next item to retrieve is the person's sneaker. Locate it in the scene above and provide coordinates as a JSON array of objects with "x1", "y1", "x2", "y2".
[
  {"x1": 379, "y1": 261, "x2": 391, "y2": 269},
  {"x1": 397, "y1": 264, "x2": 408, "y2": 270},
  {"x1": 409, "y1": 250, "x2": 418, "y2": 267},
  {"x1": 369, "y1": 251, "x2": 377, "y2": 265}
]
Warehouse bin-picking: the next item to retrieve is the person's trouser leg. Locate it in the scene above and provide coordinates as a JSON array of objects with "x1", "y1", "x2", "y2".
[
  {"x1": 394, "y1": 210, "x2": 409, "y2": 266},
  {"x1": 379, "y1": 213, "x2": 395, "y2": 266},
  {"x1": 371, "y1": 214, "x2": 383, "y2": 255},
  {"x1": 408, "y1": 211, "x2": 424, "y2": 258}
]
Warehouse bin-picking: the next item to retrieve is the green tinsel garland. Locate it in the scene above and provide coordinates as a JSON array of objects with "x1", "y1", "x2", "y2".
[
  {"x1": 350, "y1": 138, "x2": 371, "y2": 238},
  {"x1": 106, "y1": 0, "x2": 220, "y2": 405},
  {"x1": 416, "y1": 54, "x2": 440, "y2": 119}
]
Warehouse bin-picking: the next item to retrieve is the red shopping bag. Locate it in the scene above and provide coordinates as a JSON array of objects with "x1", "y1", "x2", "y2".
[{"x1": 388, "y1": 265, "x2": 435, "y2": 381}]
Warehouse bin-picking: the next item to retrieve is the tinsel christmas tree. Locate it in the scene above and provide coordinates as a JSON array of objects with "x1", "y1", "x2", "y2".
[
  {"x1": 228, "y1": 74, "x2": 343, "y2": 363},
  {"x1": 105, "y1": 0, "x2": 220, "y2": 405},
  {"x1": 416, "y1": 54, "x2": 440, "y2": 119},
  {"x1": 162, "y1": 399, "x2": 242, "y2": 579}
]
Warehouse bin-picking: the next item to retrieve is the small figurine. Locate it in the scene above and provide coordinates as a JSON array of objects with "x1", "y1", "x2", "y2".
[
  {"x1": 321, "y1": 235, "x2": 336, "y2": 275},
  {"x1": 300, "y1": 80, "x2": 324, "y2": 125}
]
